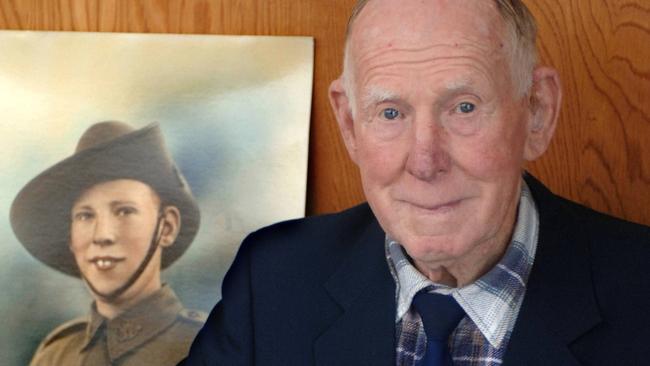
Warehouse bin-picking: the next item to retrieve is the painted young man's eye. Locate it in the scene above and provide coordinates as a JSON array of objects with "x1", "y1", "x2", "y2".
[
  {"x1": 116, "y1": 207, "x2": 137, "y2": 216},
  {"x1": 382, "y1": 108, "x2": 400, "y2": 120},
  {"x1": 457, "y1": 102, "x2": 476, "y2": 114},
  {"x1": 73, "y1": 211, "x2": 94, "y2": 221}
]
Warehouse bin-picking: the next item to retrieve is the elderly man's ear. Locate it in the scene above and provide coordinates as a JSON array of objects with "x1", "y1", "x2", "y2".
[
  {"x1": 329, "y1": 78, "x2": 359, "y2": 164},
  {"x1": 524, "y1": 66, "x2": 562, "y2": 161},
  {"x1": 159, "y1": 206, "x2": 181, "y2": 248}
]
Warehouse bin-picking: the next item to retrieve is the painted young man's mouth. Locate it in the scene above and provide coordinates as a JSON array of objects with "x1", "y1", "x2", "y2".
[{"x1": 90, "y1": 257, "x2": 125, "y2": 270}]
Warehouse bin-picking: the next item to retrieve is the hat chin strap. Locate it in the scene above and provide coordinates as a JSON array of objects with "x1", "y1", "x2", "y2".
[{"x1": 84, "y1": 214, "x2": 164, "y2": 303}]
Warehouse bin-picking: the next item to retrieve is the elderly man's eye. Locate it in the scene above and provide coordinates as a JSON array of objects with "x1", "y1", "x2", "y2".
[
  {"x1": 382, "y1": 108, "x2": 400, "y2": 120},
  {"x1": 457, "y1": 102, "x2": 476, "y2": 114}
]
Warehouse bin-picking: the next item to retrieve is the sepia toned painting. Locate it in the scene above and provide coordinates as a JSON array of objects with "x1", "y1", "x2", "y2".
[{"x1": 0, "y1": 30, "x2": 313, "y2": 365}]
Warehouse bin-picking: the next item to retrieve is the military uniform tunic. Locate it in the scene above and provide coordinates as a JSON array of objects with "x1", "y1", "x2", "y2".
[{"x1": 30, "y1": 285, "x2": 206, "y2": 366}]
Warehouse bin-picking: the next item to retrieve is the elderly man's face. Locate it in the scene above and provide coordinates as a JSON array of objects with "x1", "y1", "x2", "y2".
[{"x1": 332, "y1": 0, "x2": 554, "y2": 276}]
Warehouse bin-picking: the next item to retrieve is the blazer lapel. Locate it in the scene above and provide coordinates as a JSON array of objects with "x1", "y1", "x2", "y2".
[
  {"x1": 314, "y1": 215, "x2": 396, "y2": 366},
  {"x1": 504, "y1": 176, "x2": 603, "y2": 366},
  {"x1": 311, "y1": 176, "x2": 603, "y2": 366}
]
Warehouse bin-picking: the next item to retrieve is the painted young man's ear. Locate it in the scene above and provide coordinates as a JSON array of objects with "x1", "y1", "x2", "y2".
[
  {"x1": 329, "y1": 78, "x2": 358, "y2": 163},
  {"x1": 524, "y1": 66, "x2": 562, "y2": 161},
  {"x1": 159, "y1": 206, "x2": 181, "y2": 248}
]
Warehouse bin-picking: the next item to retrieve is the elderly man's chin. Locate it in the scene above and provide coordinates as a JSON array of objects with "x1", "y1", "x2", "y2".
[
  {"x1": 378, "y1": 202, "x2": 490, "y2": 264},
  {"x1": 400, "y1": 233, "x2": 474, "y2": 263},
  {"x1": 393, "y1": 227, "x2": 475, "y2": 262}
]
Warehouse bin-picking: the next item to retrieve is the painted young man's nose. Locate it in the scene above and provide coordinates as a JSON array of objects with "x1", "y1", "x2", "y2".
[{"x1": 92, "y1": 215, "x2": 116, "y2": 246}]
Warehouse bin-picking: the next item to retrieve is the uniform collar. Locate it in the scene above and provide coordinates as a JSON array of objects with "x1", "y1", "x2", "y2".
[
  {"x1": 82, "y1": 284, "x2": 184, "y2": 361},
  {"x1": 387, "y1": 180, "x2": 539, "y2": 348}
]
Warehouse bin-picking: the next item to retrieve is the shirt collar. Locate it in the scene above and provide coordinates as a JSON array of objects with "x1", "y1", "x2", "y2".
[
  {"x1": 386, "y1": 180, "x2": 539, "y2": 348},
  {"x1": 82, "y1": 284, "x2": 184, "y2": 361}
]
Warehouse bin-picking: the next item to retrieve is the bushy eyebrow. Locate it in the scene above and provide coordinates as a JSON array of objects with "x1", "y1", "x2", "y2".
[
  {"x1": 437, "y1": 84, "x2": 480, "y2": 107},
  {"x1": 360, "y1": 86, "x2": 401, "y2": 112},
  {"x1": 359, "y1": 79, "x2": 482, "y2": 113}
]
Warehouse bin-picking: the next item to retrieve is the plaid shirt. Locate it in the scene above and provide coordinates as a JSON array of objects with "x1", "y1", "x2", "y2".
[{"x1": 386, "y1": 181, "x2": 539, "y2": 366}]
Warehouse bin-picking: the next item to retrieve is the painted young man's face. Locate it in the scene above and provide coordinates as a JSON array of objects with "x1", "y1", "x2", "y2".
[{"x1": 70, "y1": 179, "x2": 164, "y2": 304}]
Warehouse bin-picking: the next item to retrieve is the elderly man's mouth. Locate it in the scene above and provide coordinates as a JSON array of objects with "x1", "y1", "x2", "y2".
[{"x1": 404, "y1": 199, "x2": 464, "y2": 213}]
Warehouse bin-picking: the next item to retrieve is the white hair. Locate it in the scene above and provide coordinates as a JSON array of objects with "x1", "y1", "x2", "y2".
[{"x1": 342, "y1": 0, "x2": 539, "y2": 117}]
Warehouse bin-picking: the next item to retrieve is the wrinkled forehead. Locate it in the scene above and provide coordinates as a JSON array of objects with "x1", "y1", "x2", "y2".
[{"x1": 349, "y1": 0, "x2": 507, "y2": 64}]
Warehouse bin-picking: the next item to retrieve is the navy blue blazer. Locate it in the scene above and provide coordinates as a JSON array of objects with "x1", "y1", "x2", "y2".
[{"x1": 181, "y1": 175, "x2": 650, "y2": 365}]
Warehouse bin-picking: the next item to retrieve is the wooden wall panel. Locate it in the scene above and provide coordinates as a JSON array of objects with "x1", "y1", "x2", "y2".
[
  {"x1": 526, "y1": 0, "x2": 650, "y2": 225},
  {"x1": 1, "y1": 0, "x2": 648, "y2": 226}
]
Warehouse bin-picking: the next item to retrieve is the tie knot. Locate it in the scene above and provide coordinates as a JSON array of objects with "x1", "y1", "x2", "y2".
[{"x1": 412, "y1": 291, "x2": 465, "y2": 341}]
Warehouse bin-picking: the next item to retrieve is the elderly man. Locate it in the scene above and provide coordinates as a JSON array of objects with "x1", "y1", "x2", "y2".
[{"x1": 182, "y1": 0, "x2": 650, "y2": 365}]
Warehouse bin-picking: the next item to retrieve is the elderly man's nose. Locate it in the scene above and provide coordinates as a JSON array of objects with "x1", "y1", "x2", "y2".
[
  {"x1": 92, "y1": 217, "x2": 115, "y2": 246},
  {"x1": 406, "y1": 120, "x2": 451, "y2": 180}
]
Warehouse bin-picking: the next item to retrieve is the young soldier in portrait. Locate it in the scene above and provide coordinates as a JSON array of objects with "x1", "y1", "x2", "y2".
[{"x1": 11, "y1": 121, "x2": 206, "y2": 365}]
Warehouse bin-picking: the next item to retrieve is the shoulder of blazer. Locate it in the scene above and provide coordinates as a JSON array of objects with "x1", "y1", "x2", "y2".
[
  {"x1": 524, "y1": 172, "x2": 650, "y2": 330},
  {"x1": 236, "y1": 203, "x2": 384, "y2": 290},
  {"x1": 524, "y1": 172, "x2": 650, "y2": 267},
  {"x1": 238, "y1": 202, "x2": 379, "y2": 266}
]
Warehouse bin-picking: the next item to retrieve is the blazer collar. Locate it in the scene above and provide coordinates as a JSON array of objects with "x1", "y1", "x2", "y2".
[
  {"x1": 314, "y1": 208, "x2": 396, "y2": 366},
  {"x1": 503, "y1": 174, "x2": 602, "y2": 366},
  {"x1": 311, "y1": 175, "x2": 603, "y2": 366}
]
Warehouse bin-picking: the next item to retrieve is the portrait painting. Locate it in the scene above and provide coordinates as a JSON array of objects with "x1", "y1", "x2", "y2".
[{"x1": 0, "y1": 30, "x2": 313, "y2": 365}]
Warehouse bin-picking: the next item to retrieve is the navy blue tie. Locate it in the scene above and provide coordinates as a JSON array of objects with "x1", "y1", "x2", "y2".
[{"x1": 412, "y1": 292, "x2": 465, "y2": 366}]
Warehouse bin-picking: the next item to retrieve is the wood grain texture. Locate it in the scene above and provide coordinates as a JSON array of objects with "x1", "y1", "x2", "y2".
[
  {"x1": 0, "y1": 0, "x2": 648, "y2": 225},
  {"x1": 525, "y1": 0, "x2": 650, "y2": 225}
]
